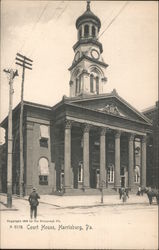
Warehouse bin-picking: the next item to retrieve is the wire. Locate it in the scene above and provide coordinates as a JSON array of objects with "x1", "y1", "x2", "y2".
[
  {"x1": 56, "y1": 3, "x2": 68, "y2": 20},
  {"x1": 8, "y1": 1, "x2": 49, "y2": 69},
  {"x1": 98, "y1": 1, "x2": 129, "y2": 39},
  {"x1": 29, "y1": 1, "x2": 69, "y2": 58},
  {"x1": 19, "y1": 1, "x2": 50, "y2": 54}
]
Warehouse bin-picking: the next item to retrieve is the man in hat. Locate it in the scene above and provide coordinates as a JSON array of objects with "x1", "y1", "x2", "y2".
[{"x1": 28, "y1": 187, "x2": 40, "y2": 219}]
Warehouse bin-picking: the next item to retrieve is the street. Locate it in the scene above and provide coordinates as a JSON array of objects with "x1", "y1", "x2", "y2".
[{"x1": 0, "y1": 194, "x2": 158, "y2": 249}]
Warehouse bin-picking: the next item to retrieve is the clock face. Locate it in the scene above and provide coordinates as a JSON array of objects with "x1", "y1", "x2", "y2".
[
  {"x1": 91, "y1": 49, "x2": 99, "y2": 60},
  {"x1": 74, "y1": 51, "x2": 80, "y2": 61}
]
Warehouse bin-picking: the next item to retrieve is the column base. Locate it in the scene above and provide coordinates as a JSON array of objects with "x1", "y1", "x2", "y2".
[
  {"x1": 114, "y1": 186, "x2": 121, "y2": 192},
  {"x1": 25, "y1": 185, "x2": 33, "y2": 195},
  {"x1": 63, "y1": 186, "x2": 73, "y2": 193}
]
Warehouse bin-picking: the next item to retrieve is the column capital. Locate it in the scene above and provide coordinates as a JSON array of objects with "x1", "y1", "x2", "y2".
[
  {"x1": 65, "y1": 119, "x2": 73, "y2": 129},
  {"x1": 141, "y1": 135, "x2": 147, "y2": 143},
  {"x1": 100, "y1": 127, "x2": 107, "y2": 136},
  {"x1": 115, "y1": 130, "x2": 121, "y2": 139},
  {"x1": 128, "y1": 133, "x2": 135, "y2": 141},
  {"x1": 83, "y1": 123, "x2": 91, "y2": 133}
]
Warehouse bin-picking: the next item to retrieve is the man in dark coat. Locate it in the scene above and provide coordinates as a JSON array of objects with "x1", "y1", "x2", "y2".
[{"x1": 28, "y1": 188, "x2": 40, "y2": 219}]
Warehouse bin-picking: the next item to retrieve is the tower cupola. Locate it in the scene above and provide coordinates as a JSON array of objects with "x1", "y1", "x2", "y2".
[
  {"x1": 76, "y1": 0, "x2": 101, "y2": 40},
  {"x1": 69, "y1": 1, "x2": 108, "y2": 98}
]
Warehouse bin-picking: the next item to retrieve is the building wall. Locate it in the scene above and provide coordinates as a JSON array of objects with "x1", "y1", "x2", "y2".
[
  {"x1": 25, "y1": 118, "x2": 55, "y2": 195},
  {"x1": 143, "y1": 101, "x2": 159, "y2": 188}
]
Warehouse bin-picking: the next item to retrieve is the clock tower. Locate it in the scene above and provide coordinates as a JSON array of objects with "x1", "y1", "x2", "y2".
[{"x1": 69, "y1": 1, "x2": 108, "y2": 97}]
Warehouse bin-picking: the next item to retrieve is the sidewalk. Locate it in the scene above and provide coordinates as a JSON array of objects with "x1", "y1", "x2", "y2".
[
  {"x1": 35, "y1": 193, "x2": 149, "y2": 208},
  {"x1": 0, "y1": 193, "x2": 150, "y2": 211}
]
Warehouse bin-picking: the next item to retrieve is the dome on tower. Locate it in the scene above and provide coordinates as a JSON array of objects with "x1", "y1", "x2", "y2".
[{"x1": 76, "y1": 1, "x2": 101, "y2": 30}]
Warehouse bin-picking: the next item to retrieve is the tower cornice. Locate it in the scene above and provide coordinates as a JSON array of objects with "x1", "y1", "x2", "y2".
[
  {"x1": 73, "y1": 38, "x2": 103, "y2": 53},
  {"x1": 68, "y1": 54, "x2": 108, "y2": 71}
]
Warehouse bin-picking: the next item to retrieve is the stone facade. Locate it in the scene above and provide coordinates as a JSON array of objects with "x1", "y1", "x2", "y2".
[
  {"x1": 0, "y1": 2, "x2": 153, "y2": 195},
  {"x1": 1, "y1": 92, "x2": 152, "y2": 195}
]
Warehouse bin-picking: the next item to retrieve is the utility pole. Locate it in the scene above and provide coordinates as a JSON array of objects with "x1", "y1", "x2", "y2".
[
  {"x1": 15, "y1": 53, "x2": 33, "y2": 197},
  {"x1": 3, "y1": 68, "x2": 18, "y2": 208}
]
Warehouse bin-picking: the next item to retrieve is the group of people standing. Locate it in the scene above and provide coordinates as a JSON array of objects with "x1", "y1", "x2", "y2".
[{"x1": 119, "y1": 187, "x2": 129, "y2": 203}]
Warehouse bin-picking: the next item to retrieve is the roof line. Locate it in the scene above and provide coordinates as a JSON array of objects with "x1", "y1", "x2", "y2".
[
  {"x1": 65, "y1": 102, "x2": 152, "y2": 127},
  {"x1": 66, "y1": 91, "x2": 152, "y2": 125}
]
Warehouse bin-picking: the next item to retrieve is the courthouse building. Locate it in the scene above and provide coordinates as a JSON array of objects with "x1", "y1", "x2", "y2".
[{"x1": 0, "y1": 2, "x2": 153, "y2": 195}]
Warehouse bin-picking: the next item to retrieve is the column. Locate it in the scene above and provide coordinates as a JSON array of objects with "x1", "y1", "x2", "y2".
[
  {"x1": 100, "y1": 127, "x2": 107, "y2": 187},
  {"x1": 141, "y1": 135, "x2": 146, "y2": 188},
  {"x1": 128, "y1": 133, "x2": 135, "y2": 188},
  {"x1": 114, "y1": 130, "x2": 121, "y2": 189},
  {"x1": 83, "y1": 124, "x2": 91, "y2": 189},
  {"x1": 64, "y1": 120, "x2": 72, "y2": 190},
  {"x1": 81, "y1": 25, "x2": 84, "y2": 38}
]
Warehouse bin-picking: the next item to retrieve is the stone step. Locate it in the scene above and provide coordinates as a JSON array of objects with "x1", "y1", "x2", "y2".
[{"x1": 53, "y1": 188, "x2": 118, "y2": 196}]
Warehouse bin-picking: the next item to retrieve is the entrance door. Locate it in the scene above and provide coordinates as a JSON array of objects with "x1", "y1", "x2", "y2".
[
  {"x1": 90, "y1": 168, "x2": 100, "y2": 189},
  {"x1": 121, "y1": 176, "x2": 125, "y2": 187}
]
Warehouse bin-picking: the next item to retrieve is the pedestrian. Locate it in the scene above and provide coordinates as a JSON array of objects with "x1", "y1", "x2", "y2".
[
  {"x1": 28, "y1": 187, "x2": 40, "y2": 219},
  {"x1": 137, "y1": 185, "x2": 141, "y2": 196},
  {"x1": 125, "y1": 188, "x2": 129, "y2": 198},
  {"x1": 122, "y1": 190, "x2": 127, "y2": 203},
  {"x1": 119, "y1": 187, "x2": 125, "y2": 199}
]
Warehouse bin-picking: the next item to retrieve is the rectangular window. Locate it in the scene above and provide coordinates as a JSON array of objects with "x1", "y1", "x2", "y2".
[
  {"x1": 78, "y1": 164, "x2": 83, "y2": 182},
  {"x1": 108, "y1": 168, "x2": 114, "y2": 183},
  {"x1": 40, "y1": 125, "x2": 49, "y2": 138},
  {"x1": 40, "y1": 138, "x2": 48, "y2": 148},
  {"x1": 39, "y1": 175, "x2": 48, "y2": 185},
  {"x1": 40, "y1": 125, "x2": 49, "y2": 147}
]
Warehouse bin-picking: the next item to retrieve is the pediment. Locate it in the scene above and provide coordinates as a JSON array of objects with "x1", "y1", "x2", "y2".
[
  {"x1": 97, "y1": 103, "x2": 126, "y2": 117},
  {"x1": 67, "y1": 92, "x2": 151, "y2": 125}
]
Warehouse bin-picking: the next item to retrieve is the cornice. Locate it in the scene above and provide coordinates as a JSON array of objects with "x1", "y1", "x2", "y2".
[
  {"x1": 68, "y1": 54, "x2": 108, "y2": 71},
  {"x1": 73, "y1": 38, "x2": 103, "y2": 53}
]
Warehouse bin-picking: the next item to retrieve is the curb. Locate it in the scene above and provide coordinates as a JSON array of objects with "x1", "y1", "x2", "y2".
[{"x1": 55, "y1": 202, "x2": 151, "y2": 209}]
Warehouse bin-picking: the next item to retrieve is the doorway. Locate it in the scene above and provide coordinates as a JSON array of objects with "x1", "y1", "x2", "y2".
[{"x1": 121, "y1": 176, "x2": 125, "y2": 187}]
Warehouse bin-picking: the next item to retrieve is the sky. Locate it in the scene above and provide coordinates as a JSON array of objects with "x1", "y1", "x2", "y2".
[{"x1": 0, "y1": 0, "x2": 158, "y2": 142}]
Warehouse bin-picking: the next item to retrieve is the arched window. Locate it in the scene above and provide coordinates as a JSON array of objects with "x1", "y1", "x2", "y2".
[
  {"x1": 92, "y1": 26, "x2": 95, "y2": 37},
  {"x1": 75, "y1": 78, "x2": 79, "y2": 94},
  {"x1": 79, "y1": 28, "x2": 82, "y2": 39},
  {"x1": 84, "y1": 25, "x2": 89, "y2": 37},
  {"x1": 134, "y1": 165, "x2": 140, "y2": 183},
  {"x1": 79, "y1": 75, "x2": 81, "y2": 93},
  {"x1": 38, "y1": 158, "x2": 49, "y2": 185},
  {"x1": 90, "y1": 74, "x2": 94, "y2": 93},
  {"x1": 96, "y1": 76, "x2": 99, "y2": 94}
]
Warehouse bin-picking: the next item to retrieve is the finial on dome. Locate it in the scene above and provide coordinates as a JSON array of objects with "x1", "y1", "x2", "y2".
[{"x1": 86, "y1": 0, "x2": 91, "y2": 11}]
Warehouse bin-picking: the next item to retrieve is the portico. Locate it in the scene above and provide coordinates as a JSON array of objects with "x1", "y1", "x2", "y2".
[{"x1": 54, "y1": 96, "x2": 149, "y2": 193}]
